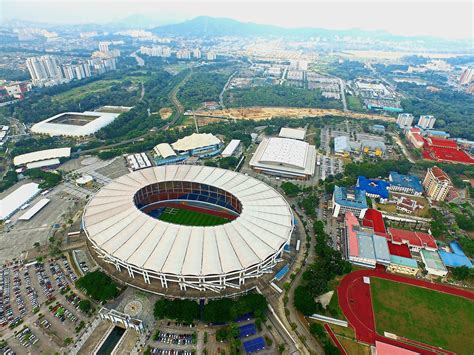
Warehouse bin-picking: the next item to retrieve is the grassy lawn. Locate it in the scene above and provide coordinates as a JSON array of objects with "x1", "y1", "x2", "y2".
[
  {"x1": 347, "y1": 96, "x2": 365, "y2": 112},
  {"x1": 371, "y1": 278, "x2": 474, "y2": 354},
  {"x1": 158, "y1": 207, "x2": 230, "y2": 226},
  {"x1": 52, "y1": 76, "x2": 145, "y2": 103}
]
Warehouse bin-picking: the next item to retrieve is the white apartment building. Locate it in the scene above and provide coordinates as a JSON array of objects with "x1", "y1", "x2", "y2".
[
  {"x1": 417, "y1": 115, "x2": 436, "y2": 129},
  {"x1": 396, "y1": 113, "x2": 414, "y2": 129},
  {"x1": 423, "y1": 166, "x2": 452, "y2": 201}
]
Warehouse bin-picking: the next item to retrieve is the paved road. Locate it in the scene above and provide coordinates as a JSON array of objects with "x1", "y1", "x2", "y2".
[
  {"x1": 219, "y1": 70, "x2": 238, "y2": 109},
  {"x1": 393, "y1": 133, "x2": 416, "y2": 163},
  {"x1": 130, "y1": 51, "x2": 145, "y2": 66},
  {"x1": 338, "y1": 78, "x2": 348, "y2": 112},
  {"x1": 78, "y1": 70, "x2": 192, "y2": 156}
]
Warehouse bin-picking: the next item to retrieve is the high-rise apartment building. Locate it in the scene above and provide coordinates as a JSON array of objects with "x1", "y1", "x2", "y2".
[
  {"x1": 99, "y1": 42, "x2": 109, "y2": 53},
  {"x1": 396, "y1": 113, "x2": 414, "y2": 129},
  {"x1": 193, "y1": 48, "x2": 201, "y2": 59},
  {"x1": 417, "y1": 115, "x2": 436, "y2": 129},
  {"x1": 423, "y1": 166, "x2": 452, "y2": 201},
  {"x1": 459, "y1": 68, "x2": 473, "y2": 85},
  {"x1": 206, "y1": 51, "x2": 217, "y2": 61}
]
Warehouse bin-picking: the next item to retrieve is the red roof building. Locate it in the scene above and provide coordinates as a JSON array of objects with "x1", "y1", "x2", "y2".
[
  {"x1": 388, "y1": 227, "x2": 437, "y2": 250},
  {"x1": 423, "y1": 137, "x2": 474, "y2": 164},
  {"x1": 362, "y1": 209, "x2": 387, "y2": 236}
]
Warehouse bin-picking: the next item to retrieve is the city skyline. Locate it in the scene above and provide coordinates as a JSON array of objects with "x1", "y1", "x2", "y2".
[{"x1": 1, "y1": 0, "x2": 473, "y2": 40}]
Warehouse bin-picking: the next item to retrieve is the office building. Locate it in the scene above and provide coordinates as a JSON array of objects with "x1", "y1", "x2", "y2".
[
  {"x1": 406, "y1": 128, "x2": 424, "y2": 149},
  {"x1": 417, "y1": 115, "x2": 436, "y2": 129},
  {"x1": 332, "y1": 186, "x2": 368, "y2": 218},
  {"x1": 388, "y1": 171, "x2": 423, "y2": 196},
  {"x1": 396, "y1": 113, "x2": 414, "y2": 129},
  {"x1": 422, "y1": 166, "x2": 452, "y2": 201}
]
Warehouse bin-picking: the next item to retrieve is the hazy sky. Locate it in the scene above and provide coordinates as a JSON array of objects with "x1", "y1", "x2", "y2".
[{"x1": 1, "y1": 0, "x2": 473, "y2": 40}]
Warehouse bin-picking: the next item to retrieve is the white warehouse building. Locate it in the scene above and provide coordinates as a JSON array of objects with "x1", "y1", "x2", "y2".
[{"x1": 249, "y1": 137, "x2": 316, "y2": 180}]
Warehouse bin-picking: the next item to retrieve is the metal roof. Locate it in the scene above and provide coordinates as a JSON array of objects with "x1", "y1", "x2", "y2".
[
  {"x1": 221, "y1": 139, "x2": 241, "y2": 157},
  {"x1": 389, "y1": 171, "x2": 423, "y2": 193},
  {"x1": 279, "y1": 127, "x2": 306, "y2": 140},
  {"x1": 171, "y1": 133, "x2": 221, "y2": 152},
  {"x1": 19, "y1": 198, "x2": 50, "y2": 221},
  {"x1": 83, "y1": 165, "x2": 293, "y2": 277},
  {"x1": 13, "y1": 148, "x2": 71, "y2": 166},
  {"x1": 153, "y1": 143, "x2": 176, "y2": 158},
  {"x1": 0, "y1": 182, "x2": 40, "y2": 220}
]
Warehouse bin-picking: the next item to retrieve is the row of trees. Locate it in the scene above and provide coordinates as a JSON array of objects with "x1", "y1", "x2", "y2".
[
  {"x1": 294, "y1": 221, "x2": 352, "y2": 316},
  {"x1": 25, "y1": 169, "x2": 62, "y2": 189},
  {"x1": 153, "y1": 293, "x2": 268, "y2": 324}
]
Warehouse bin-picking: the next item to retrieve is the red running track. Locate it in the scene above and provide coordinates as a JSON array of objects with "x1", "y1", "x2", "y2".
[
  {"x1": 337, "y1": 269, "x2": 473, "y2": 354},
  {"x1": 324, "y1": 323, "x2": 347, "y2": 355}
]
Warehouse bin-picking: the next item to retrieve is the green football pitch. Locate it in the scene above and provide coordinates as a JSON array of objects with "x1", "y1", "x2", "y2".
[{"x1": 158, "y1": 207, "x2": 230, "y2": 226}]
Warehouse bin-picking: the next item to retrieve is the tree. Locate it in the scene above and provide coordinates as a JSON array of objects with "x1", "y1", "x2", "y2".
[
  {"x1": 281, "y1": 182, "x2": 301, "y2": 197},
  {"x1": 451, "y1": 266, "x2": 472, "y2": 281},
  {"x1": 294, "y1": 286, "x2": 317, "y2": 316},
  {"x1": 78, "y1": 299, "x2": 92, "y2": 314},
  {"x1": 75, "y1": 271, "x2": 119, "y2": 302}
]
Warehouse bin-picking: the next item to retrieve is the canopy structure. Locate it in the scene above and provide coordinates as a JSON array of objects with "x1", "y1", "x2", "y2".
[{"x1": 83, "y1": 165, "x2": 293, "y2": 293}]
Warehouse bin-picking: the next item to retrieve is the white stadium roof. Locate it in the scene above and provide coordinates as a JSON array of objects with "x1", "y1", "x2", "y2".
[
  {"x1": 14, "y1": 147, "x2": 71, "y2": 166},
  {"x1": 249, "y1": 137, "x2": 316, "y2": 179},
  {"x1": 0, "y1": 182, "x2": 41, "y2": 220},
  {"x1": 31, "y1": 111, "x2": 119, "y2": 137},
  {"x1": 83, "y1": 165, "x2": 293, "y2": 280},
  {"x1": 171, "y1": 133, "x2": 221, "y2": 152},
  {"x1": 153, "y1": 143, "x2": 176, "y2": 158},
  {"x1": 279, "y1": 127, "x2": 306, "y2": 140}
]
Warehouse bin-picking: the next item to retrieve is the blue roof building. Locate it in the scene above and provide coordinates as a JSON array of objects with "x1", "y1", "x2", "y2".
[
  {"x1": 388, "y1": 171, "x2": 423, "y2": 196},
  {"x1": 439, "y1": 241, "x2": 473, "y2": 268},
  {"x1": 425, "y1": 130, "x2": 450, "y2": 139},
  {"x1": 332, "y1": 185, "x2": 368, "y2": 218},
  {"x1": 356, "y1": 176, "x2": 390, "y2": 201}
]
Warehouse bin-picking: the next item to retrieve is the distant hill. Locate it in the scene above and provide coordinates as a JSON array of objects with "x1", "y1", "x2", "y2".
[{"x1": 152, "y1": 16, "x2": 471, "y2": 51}]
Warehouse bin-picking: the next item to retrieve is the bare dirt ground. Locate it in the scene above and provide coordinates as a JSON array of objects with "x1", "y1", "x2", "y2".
[
  {"x1": 194, "y1": 107, "x2": 396, "y2": 122},
  {"x1": 159, "y1": 107, "x2": 173, "y2": 120}
]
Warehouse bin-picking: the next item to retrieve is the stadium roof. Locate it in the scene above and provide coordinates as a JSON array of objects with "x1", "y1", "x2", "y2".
[
  {"x1": 13, "y1": 147, "x2": 71, "y2": 166},
  {"x1": 30, "y1": 111, "x2": 119, "y2": 137},
  {"x1": 249, "y1": 137, "x2": 316, "y2": 177},
  {"x1": 171, "y1": 133, "x2": 221, "y2": 152},
  {"x1": 356, "y1": 176, "x2": 390, "y2": 199},
  {"x1": 334, "y1": 186, "x2": 368, "y2": 209},
  {"x1": 0, "y1": 182, "x2": 40, "y2": 220},
  {"x1": 388, "y1": 227, "x2": 437, "y2": 250},
  {"x1": 221, "y1": 139, "x2": 241, "y2": 157},
  {"x1": 279, "y1": 127, "x2": 306, "y2": 140},
  {"x1": 83, "y1": 165, "x2": 293, "y2": 277},
  {"x1": 153, "y1": 143, "x2": 176, "y2": 158}
]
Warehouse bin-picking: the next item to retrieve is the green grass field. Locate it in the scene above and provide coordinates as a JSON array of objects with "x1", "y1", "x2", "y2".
[
  {"x1": 158, "y1": 207, "x2": 230, "y2": 226},
  {"x1": 371, "y1": 278, "x2": 474, "y2": 354},
  {"x1": 52, "y1": 76, "x2": 146, "y2": 103},
  {"x1": 346, "y1": 96, "x2": 365, "y2": 112}
]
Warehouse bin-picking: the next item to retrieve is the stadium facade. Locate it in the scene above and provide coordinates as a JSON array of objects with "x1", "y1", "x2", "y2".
[{"x1": 83, "y1": 165, "x2": 294, "y2": 293}]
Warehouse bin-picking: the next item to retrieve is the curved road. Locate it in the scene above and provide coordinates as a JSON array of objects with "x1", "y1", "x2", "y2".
[{"x1": 78, "y1": 69, "x2": 192, "y2": 156}]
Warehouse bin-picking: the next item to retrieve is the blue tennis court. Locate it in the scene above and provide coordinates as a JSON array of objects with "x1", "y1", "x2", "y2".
[
  {"x1": 243, "y1": 337, "x2": 265, "y2": 353},
  {"x1": 239, "y1": 323, "x2": 256, "y2": 338}
]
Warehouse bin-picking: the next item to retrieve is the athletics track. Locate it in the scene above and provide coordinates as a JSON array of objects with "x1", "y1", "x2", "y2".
[{"x1": 337, "y1": 269, "x2": 474, "y2": 354}]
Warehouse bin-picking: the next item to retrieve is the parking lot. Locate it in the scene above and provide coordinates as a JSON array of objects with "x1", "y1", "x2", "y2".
[
  {"x1": 318, "y1": 154, "x2": 344, "y2": 181},
  {"x1": 0, "y1": 257, "x2": 90, "y2": 353}
]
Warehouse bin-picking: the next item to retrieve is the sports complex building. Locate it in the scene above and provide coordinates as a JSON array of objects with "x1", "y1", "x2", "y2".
[{"x1": 83, "y1": 165, "x2": 294, "y2": 294}]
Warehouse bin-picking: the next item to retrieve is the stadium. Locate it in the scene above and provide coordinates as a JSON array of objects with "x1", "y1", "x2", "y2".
[{"x1": 83, "y1": 165, "x2": 294, "y2": 294}]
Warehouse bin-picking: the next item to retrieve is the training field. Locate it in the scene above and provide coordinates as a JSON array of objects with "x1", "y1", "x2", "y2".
[
  {"x1": 158, "y1": 207, "x2": 230, "y2": 226},
  {"x1": 371, "y1": 277, "x2": 474, "y2": 354}
]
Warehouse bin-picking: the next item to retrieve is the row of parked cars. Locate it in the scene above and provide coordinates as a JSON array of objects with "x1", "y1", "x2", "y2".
[
  {"x1": 23, "y1": 268, "x2": 40, "y2": 311},
  {"x1": 150, "y1": 350, "x2": 193, "y2": 355},
  {"x1": 13, "y1": 268, "x2": 27, "y2": 318},
  {"x1": 155, "y1": 332, "x2": 194, "y2": 346},
  {"x1": 0, "y1": 268, "x2": 14, "y2": 327},
  {"x1": 50, "y1": 303, "x2": 78, "y2": 323},
  {"x1": 16, "y1": 327, "x2": 38, "y2": 348}
]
